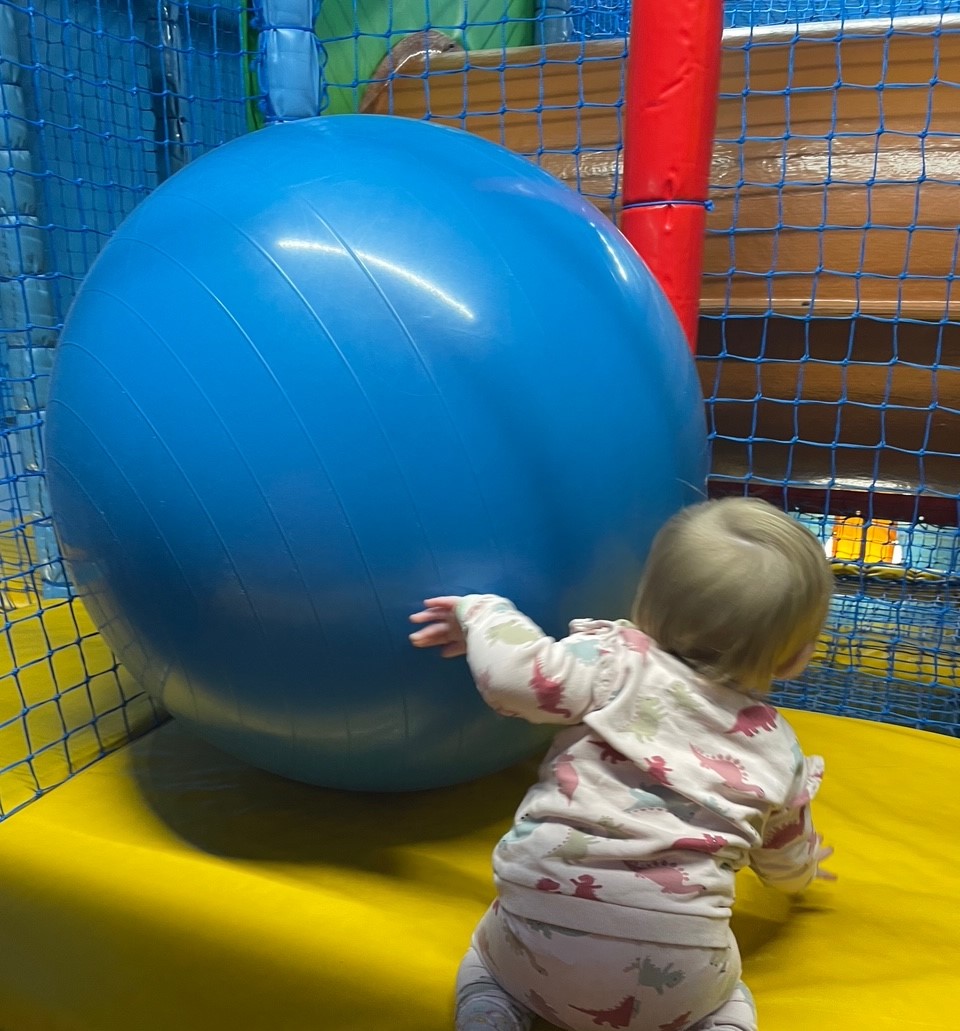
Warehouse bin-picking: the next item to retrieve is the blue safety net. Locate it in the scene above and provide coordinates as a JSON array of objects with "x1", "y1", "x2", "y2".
[
  {"x1": 552, "y1": 0, "x2": 960, "y2": 43},
  {"x1": 700, "y1": 11, "x2": 960, "y2": 736},
  {"x1": 0, "y1": 0, "x2": 257, "y2": 819},
  {"x1": 1, "y1": 0, "x2": 957, "y2": 819}
]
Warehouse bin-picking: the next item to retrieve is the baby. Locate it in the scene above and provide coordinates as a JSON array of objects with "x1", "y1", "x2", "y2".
[{"x1": 409, "y1": 497, "x2": 836, "y2": 1031}]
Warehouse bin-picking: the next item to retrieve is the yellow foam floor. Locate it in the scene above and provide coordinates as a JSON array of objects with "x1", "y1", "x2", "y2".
[{"x1": 0, "y1": 709, "x2": 957, "y2": 1031}]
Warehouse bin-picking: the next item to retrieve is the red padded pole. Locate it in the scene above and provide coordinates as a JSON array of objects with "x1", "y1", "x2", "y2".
[{"x1": 621, "y1": 0, "x2": 725, "y2": 353}]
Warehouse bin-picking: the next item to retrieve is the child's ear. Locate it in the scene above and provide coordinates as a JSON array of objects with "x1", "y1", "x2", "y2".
[{"x1": 775, "y1": 642, "x2": 816, "y2": 680}]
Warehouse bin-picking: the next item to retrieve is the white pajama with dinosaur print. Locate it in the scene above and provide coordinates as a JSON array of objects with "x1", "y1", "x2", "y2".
[{"x1": 454, "y1": 594, "x2": 825, "y2": 1031}]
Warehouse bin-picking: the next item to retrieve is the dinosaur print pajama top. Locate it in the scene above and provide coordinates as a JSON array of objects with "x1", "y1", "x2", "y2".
[{"x1": 454, "y1": 594, "x2": 825, "y2": 1031}]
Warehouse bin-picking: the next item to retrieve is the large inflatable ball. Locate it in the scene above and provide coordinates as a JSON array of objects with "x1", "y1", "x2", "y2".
[{"x1": 46, "y1": 115, "x2": 707, "y2": 791}]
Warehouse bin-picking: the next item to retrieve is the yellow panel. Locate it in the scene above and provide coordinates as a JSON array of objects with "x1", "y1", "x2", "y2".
[
  {"x1": 829, "y1": 517, "x2": 899, "y2": 565},
  {"x1": 0, "y1": 710, "x2": 957, "y2": 1031}
]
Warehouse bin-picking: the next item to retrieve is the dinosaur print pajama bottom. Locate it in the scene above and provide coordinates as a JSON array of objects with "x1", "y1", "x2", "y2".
[{"x1": 456, "y1": 901, "x2": 758, "y2": 1031}]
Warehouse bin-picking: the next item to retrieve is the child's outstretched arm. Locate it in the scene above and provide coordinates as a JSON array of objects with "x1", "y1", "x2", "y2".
[
  {"x1": 409, "y1": 594, "x2": 618, "y2": 725},
  {"x1": 749, "y1": 755, "x2": 836, "y2": 893}
]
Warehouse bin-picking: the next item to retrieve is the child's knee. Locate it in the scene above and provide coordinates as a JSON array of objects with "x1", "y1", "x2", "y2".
[
  {"x1": 691, "y1": 981, "x2": 757, "y2": 1031},
  {"x1": 455, "y1": 945, "x2": 533, "y2": 1031}
]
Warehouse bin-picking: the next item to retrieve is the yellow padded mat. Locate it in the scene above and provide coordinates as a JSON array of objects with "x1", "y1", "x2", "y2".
[{"x1": 0, "y1": 709, "x2": 957, "y2": 1031}]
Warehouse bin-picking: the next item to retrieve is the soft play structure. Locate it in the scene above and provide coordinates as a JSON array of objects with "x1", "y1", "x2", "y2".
[{"x1": 1, "y1": 1, "x2": 959, "y2": 1030}]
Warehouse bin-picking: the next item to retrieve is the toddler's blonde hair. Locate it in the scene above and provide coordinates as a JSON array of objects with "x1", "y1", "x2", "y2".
[{"x1": 631, "y1": 497, "x2": 833, "y2": 693}]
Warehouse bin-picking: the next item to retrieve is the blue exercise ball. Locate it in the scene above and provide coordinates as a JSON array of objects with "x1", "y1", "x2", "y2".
[{"x1": 46, "y1": 115, "x2": 707, "y2": 792}]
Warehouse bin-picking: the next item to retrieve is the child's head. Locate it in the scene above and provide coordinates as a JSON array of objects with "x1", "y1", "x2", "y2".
[{"x1": 631, "y1": 497, "x2": 833, "y2": 693}]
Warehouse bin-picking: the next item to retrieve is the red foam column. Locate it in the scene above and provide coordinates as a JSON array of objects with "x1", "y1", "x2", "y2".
[{"x1": 621, "y1": 0, "x2": 725, "y2": 353}]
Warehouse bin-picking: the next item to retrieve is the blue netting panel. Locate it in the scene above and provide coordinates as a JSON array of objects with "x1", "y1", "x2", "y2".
[
  {"x1": 3, "y1": 0, "x2": 958, "y2": 822},
  {"x1": 776, "y1": 513, "x2": 960, "y2": 733},
  {"x1": 727, "y1": 0, "x2": 960, "y2": 27},
  {"x1": 703, "y1": 12, "x2": 960, "y2": 736},
  {"x1": 341, "y1": 27, "x2": 627, "y2": 222},
  {"x1": 0, "y1": 0, "x2": 258, "y2": 819},
  {"x1": 314, "y1": 0, "x2": 547, "y2": 118},
  {"x1": 346, "y1": 3, "x2": 960, "y2": 739},
  {"x1": 542, "y1": 0, "x2": 960, "y2": 44}
]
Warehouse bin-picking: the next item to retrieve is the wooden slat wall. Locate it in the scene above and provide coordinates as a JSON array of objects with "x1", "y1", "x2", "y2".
[
  {"x1": 364, "y1": 23, "x2": 960, "y2": 320},
  {"x1": 699, "y1": 318, "x2": 960, "y2": 494},
  {"x1": 360, "y1": 22, "x2": 960, "y2": 494}
]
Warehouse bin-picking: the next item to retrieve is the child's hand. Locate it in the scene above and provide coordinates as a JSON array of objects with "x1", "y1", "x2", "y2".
[
  {"x1": 814, "y1": 837, "x2": 837, "y2": 881},
  {"x1": 409, "y1": 597, "x2": 467, "y2": 658}
]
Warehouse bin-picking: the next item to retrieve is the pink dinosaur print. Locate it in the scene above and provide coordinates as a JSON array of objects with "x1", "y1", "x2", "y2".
[
  {"x1": 531, "y1": 658, "x2": 571, "y2": 718},
  {"x1": 570, "y1": 874, "x2": 603, "y2": 900},
  {"x1": 554, "y1": 752, "x2": 579, "y2": 803},
  {"x1": 659, "y1": 1013, "x2": 693, "y2": 1031},
  {"x1": 626, "y1": 862, "x2": 706, "y2": 896},
  {"x1": 536, "y1": 877, "x2": 562, "y2": 893},
  {"x1": 764, "y1": 809, "x2": 806, "y2": 849},
  {"x1": 788, "y1": 769, "x2": 822, "y2": 809},
  {"x1": 726, "y1": 703, "x2": 779, "y2": 738},
  {"x1": 671, "y1": 833, "x2": 728, "y2": 854},
  {"x1": 569, "y1": 995, "x2": 637, "y2": 1028},
  {"x1": 589, "y1": 738, "x2": 628, "y2": 764},
  {"x1": 691, "y1": 745, "x2": 765, "y2": 799},
  {"x1": 644, "y1": 755, "x2": 673, "y2": 786},
  {"x1": 618, "y1": 627, "x2": 650, "y2": 654},
  {"x1": 790, "y1": 786, "x2": 814, "y2": 808}
]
